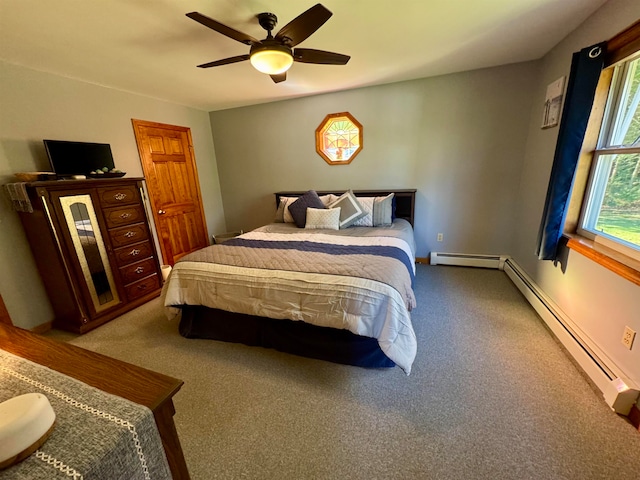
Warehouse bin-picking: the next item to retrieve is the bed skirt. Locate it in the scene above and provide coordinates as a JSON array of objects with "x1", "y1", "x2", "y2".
[{"x1": 178, "y1": 306, "x2": 396, "y2": 369}]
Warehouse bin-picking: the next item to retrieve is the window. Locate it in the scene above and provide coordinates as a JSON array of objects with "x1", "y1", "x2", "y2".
[
  {"x1": 578, "y1": 54, "x2": 640, "y2": 260},
  {"x1": 315, "y1": 112, "x2": 363, "y2": 165}
]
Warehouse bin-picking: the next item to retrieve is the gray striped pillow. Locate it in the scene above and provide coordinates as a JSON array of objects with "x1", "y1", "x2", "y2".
[{"x1": 372, "y1": 193, "x2": 394, "y2": 226}]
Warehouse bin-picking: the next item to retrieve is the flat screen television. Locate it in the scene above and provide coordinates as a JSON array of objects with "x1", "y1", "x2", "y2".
[{"x1": 44, "y1": 140, "x2": 115, "y2": 177}]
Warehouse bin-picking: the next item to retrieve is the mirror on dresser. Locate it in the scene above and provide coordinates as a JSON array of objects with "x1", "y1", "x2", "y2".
[{"x1": 59, "y1": 194, "x2": 120, "y2": 311}]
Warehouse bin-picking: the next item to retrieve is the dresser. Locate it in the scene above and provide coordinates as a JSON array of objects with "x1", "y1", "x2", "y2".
[{"x1": 17, "y1": 178, "x2": 162, "y2": 333}]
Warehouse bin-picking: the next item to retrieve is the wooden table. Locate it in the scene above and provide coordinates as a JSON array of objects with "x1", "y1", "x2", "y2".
[{"x1": 0, "y1": 324, "x2": 190, "y2": 479}]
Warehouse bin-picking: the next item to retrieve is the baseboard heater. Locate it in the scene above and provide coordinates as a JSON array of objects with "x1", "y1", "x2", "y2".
[
  {"x1": 429, "y1": 252, "x2": 638, "y2": 413},
  {"x1": 430, "y1": 252, "x2": 508, "y2": 270},
  {"x1": 502, "y1": 258, "x2": 615, "y2": 392}
]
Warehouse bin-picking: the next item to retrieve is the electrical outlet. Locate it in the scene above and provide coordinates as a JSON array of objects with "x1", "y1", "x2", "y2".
[
  {"x1": 437, "y1": 233, "x2": 443, "y2": 242},
  {"x1": 622, "y1": 326, "x2": 636, "y2": 350}
]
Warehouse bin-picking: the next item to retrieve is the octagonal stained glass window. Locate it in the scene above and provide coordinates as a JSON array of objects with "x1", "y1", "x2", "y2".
[{"x1": 315, "y1": 112, "x2": 363, "y2": 165}]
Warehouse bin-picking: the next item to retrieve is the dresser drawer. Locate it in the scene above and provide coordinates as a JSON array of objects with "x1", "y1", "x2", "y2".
[
  {"x1": 120, "y1": 258, "x2": 157, "y2": 285},
  {"x1": 109, "y1": 223, "x2": 149, "y2": 248},
  {"x1": 125, "y1": 274, "x2": 160, "y2": 301},
  {"x1": 103, "y1": 205, "x2": 145, "y2": 228},
  {"x1": 113, "y1": 241, "x2": 154, "y2": 267},
  {"x1": 97, "y1": 184, "x2": 139, "y2": 206}
]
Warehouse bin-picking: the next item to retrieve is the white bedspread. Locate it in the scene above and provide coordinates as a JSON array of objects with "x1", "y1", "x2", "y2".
[{"x1": 163, "y1": 221, "x2": 417, "y2": 374}]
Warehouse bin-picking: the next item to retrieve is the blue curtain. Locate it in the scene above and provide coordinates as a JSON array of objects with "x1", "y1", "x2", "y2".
[{"x1": 536, "y1": 42, "x2": 607, "y2": 260}]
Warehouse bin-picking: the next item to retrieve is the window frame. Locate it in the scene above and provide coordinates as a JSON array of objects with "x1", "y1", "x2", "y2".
[
  {"x1": 315, "y1": 112, "x2": 363, "y2": 165},
  {"x1": 565, "y1": 20, "x2": 640, "y2": 285}
]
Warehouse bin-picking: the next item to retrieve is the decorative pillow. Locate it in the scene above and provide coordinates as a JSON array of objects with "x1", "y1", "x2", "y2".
[
  {"x1": 320, "y1": 194, "x2": 337, "y2": 206},
  {"x1": 275, "y1": 194, "x2": 335, "y2": 222},
  {"x1": 275, "y1": 196, "x2": 297, "y2": 223},
  {"x1": 352, "y1": 193, "x2": 395, "y2": 227},
  {"x1": 352, "y1": 197, "x2": 374, "y2": 227},
  {"x1": 288, "y1": 190, "x2": 326, "y2": 228},
  {"x1": 305, "y1": 207, "x2": 341, "y2": 230},
  {"x1": 327, "y1": 190, "x2": 367, "y2": 229},
  {"x1": 373, "y1": 193, "x2": 394, "y2": 226}
]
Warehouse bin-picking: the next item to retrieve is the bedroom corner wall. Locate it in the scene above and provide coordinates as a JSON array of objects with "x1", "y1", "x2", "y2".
[
  {"x1": 209, "y1": 61, "x2": 538, "y2": 260},
  {"x1": 511, "y1": 0, "x2": 640, "y2": 384},
  {"x1": 0, "y1": 61, "x2": 226, "y2": 330}
]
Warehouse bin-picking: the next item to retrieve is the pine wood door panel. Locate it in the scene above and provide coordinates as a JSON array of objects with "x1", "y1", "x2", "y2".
[
  {"x1": 165, "y1": 208, "x2": 206, "y2": 263},
  {"x1": 152, "y1": 156, "x2": 193, "y2": 206},
  {"x1": 132, "y1": 120, "x2": 209, "y2": 266}
]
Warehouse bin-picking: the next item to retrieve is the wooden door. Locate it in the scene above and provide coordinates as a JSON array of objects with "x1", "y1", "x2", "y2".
[{"x1": 132, "y1": 120, "x2": 209, "y2": 266}]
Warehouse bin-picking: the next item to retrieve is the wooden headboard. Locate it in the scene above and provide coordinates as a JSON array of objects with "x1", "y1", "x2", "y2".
[{"x1": 275, "y1": 189, "x2": 416, "y2": 227}]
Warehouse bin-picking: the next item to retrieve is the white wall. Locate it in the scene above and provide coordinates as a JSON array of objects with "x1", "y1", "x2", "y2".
[
  {"x1": 210, "y1": 61, "x2": 539, "y2": 259},
  {"x1": 0, "y1": 61, "x2": 226, "y2": 329},
  {"x1": 512, "y1": 0, "x2": 640, "y2": 384}
]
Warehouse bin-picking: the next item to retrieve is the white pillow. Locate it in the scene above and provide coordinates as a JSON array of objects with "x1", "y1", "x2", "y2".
[
  {"x1": 352, "y1": 194, "x2": 395, "y2": 227},
  {"x1": 305, "y1": 207, "x2": 341, "y2": 230},
  {"x1": 320, "y1": 194, "x2": 338, "y2": 206},
  {"x1": 351, "y1": 197, "x2": 374, "y2": 227}
]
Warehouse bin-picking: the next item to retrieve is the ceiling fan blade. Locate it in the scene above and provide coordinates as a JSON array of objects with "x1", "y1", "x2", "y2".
[
  {"x1": 274, "y1": 4, "x2": 332, "y2": 47},
  {"x1": 197, "y1": 55, "x2": 250, "y2": 68},
  {"x1": 293, "y1": 48, "x2": 350, "y2": 65},
  {"x1": 270, "y1": 73, "x2": 287, "y2": 83},
  {"x1": 186, "y1": 12, "x2": 259, "y2": 45}
]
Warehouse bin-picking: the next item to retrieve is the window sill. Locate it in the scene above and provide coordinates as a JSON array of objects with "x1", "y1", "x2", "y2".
[{"x1": 564, "y1": 234, "x2": 640, "y2": 286}]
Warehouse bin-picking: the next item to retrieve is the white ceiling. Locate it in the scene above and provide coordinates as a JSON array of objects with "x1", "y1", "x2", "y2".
[{"x1": 0, "y1": 0, "x2": 609, "y2": 112}]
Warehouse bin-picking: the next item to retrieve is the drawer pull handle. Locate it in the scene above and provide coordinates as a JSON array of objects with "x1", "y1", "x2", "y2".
[
  {"x1": 129, "y1": 249, "x2": 141, "y2": 256},
  {"x1": 135, "y1": 266, "x2": 145, "y2": 274},
  {"x1": 114, "y1": 193, "x2": 127, "y2": 201},
  {"x1": 137, "y1": 284, "x2": 148, "y2": 290},
  {"x1": 124, "y1": 231, "x2": 137, "y2": 238},
  {"x1": 120, "y1": 212, "x2": 132, "y2": 219}
]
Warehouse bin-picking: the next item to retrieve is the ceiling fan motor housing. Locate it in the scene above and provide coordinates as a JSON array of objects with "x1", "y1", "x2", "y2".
[{"x1": 257, "y1": 12, "x2": 278, "y2": 33}]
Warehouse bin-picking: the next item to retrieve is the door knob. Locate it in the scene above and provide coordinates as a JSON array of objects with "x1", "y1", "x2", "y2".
[{"x1": 158, "y1": 209, "x2": 166, "y2": 215}]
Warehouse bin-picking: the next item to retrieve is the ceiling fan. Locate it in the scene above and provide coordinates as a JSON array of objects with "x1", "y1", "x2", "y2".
[{"x1": 186, "y1": 3, "x2": 350, "y2": 83}]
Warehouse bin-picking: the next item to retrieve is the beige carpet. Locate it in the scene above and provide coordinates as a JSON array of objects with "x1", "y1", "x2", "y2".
[{"x1": 46, "y1": 265, "x2": 640, "y2": 480}]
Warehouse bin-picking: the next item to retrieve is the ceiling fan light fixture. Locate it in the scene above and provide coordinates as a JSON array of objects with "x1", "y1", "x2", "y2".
[
  {"x1": 188, "y1": 5, "x2": 349, "y2": 83},
  {"x1": 250, "y1": 45, "x2": 293, "y2": 75}
]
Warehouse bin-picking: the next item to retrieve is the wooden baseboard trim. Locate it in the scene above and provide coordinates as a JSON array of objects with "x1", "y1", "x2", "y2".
[
  {"x1": 415, "y1": 256, "x2": 430, "y2": 264},
  {"x1": 628, "y1": 404, "x2": 640, "y2": 432},
  {"x1": 30, "y1": 322, "x2": 53, "y2": 334}
]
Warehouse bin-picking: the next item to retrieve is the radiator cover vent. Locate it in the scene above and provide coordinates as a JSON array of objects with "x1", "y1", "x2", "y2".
[{"x1": 430, "y1": 252, "x2": 507, "y2": 270}]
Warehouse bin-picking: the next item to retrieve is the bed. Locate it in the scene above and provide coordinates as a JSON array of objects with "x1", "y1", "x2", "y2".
[{"x1": 163, "y1": 189, "x2": 418, "y2": 374}]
